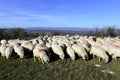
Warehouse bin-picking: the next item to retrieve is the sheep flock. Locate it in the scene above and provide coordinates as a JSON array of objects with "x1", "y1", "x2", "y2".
[{"x1": 1, "y1": 35, "x2": 120, "y2": 64}]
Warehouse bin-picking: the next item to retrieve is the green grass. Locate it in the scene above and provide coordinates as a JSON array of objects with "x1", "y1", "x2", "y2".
[{"x1": 0, "y1": 57, "x2": 120, "y2": 80}]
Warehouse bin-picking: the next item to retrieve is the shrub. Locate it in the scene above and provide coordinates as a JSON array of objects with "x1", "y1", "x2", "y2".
[{"x1": 51, "y1": 31, "x2": 60, "y2": 36}]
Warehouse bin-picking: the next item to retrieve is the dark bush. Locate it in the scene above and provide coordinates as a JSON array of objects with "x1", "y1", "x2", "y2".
[{"x1": 51, "y1": 31, "x2": 60, "y2": 36}]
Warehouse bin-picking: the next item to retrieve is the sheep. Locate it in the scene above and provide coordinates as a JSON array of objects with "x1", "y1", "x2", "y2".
[
  {"x1": 35, "y1": 44, "x2": 49, "y2": 52},
  {"x1": 46, "y1": 42, "x2": 52, "y2": 48},
  {"x1": 104, "y1": 43, "x2": 117, "y2": 56},
  {"x1": 1, "y1": 39, "x2": 7, "y2": 45},
  {"x1": 40, "y1": 50, "x2": 50, "y2": 64},
  {"x1": 0, "y1": 39, "x2": 7, "y2": 57},
  {"x1": 0, "y1": 45, "x2": 7, "y2": 57},
  {"x1": 107, "y1": 45, "x2": 120, "y2": 60},
  {"x1": 5, "y1": 45, "x2": 13, "y2": 59},
  {"x1": 77, "y1": 40, "x2": 91, "y2": 52},
  {"x1": 34, "y1": 44, "x2": 51, "y2": 57},
  {"x1": 37, "y1": 37, "x2": 45, "y2": 45},
  {"x1": 66, "y1": 46, "x2": 75, "y2": 60},
  {"x1": 33, "y1": 45, "x2": 50, "y2": 64},
  {"x1": 21, "y1": 41, "x2": 34, "y2": 51},
  {"x1": 90, "y1": 45, "x2": 109, "y2": 63},
  {"x1": 33, "y1": 44, "x2": 50, "y2": 64},
  {"x1": 51, "y1": 42, "x2": 65, "y2": 59},
  {"x1": 72, "y1": 44, "x2": 88, "y2": 60},
  {"x1": 95, "y1": 40, "x2": 109, "y2": 52},
  {"x1": 8, "y1": 39, "x2": 19, "y2": 46},
  {"x1": 31, "y1": 38, "x2": 38, "y2": 46},
  {"x1": 13, "y1": 44, "x2": 24, "y2": 59},
  {"x1": 112, "y1": 48, "x2": 120, "y2": 60},
  {"x1": 21, "y1": 41, "x2": 35, "y2": 57}
]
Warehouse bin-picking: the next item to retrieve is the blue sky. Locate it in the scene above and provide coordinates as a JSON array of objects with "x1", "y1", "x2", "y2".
[{"x1": 0, "y1": 0, "x2": 120, "y2": 28}]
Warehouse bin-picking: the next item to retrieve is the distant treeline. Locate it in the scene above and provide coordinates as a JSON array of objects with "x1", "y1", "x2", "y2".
[
  {"x1": 0, "y1": 27, "x2": 61, "y2": 40},
  {"x1": 0, "y1": 28, "x2": 39, "y2": 40},
  {"x1": 0, "y1": 26, "x2": 120, "y2": 40},
  {"x1": 86, "y1": 26, "x2": 120, "y2": 37}
]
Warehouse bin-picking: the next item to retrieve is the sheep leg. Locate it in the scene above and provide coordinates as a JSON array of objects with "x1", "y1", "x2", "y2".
[
  {"x1": 99, "y1": 57, "x2": 102, "y2": 61},
  {"x1": 93, "y1": 55, "x2": 95, "y2": 58},
  {"x1": 104, "y1": 59, "x2": 108, "y2": 63},
  {"x1": 6, "y1": 56, "x2": 9, "y2": 59},
  {"x1": 34, "y1": 56, "x2": 36, "y2": 61},
  {"x1": 19, "y1": 54, "x2": 24, "y2": 59},
  {"x1": 82, "y1": 56, "x2": 86, "y2": 60},
  {"x1": 112, "y1": 55, "x2": 117, "y2": 60},
  {"x1": 41, "y1": 59, "x2": 45, "y2": 64},
  {"x1": 38, "y1": 57, "x2": 41, "y2": 61},
  {"x1": 42, "y1": 61, "x2": 45, "y2": 64}
]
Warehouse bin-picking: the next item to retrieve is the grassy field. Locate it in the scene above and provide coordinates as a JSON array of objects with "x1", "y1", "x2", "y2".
[{"x1": 0, "y1": 56, "x2": 120, "y2": 80}]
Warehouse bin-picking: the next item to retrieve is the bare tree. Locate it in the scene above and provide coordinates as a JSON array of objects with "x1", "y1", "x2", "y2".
[{"x1": 106, "y1": 26, "x2": 117, "y2": 37}]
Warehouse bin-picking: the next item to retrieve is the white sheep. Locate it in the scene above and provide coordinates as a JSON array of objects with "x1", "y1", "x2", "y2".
[
  {"x1": 21, "y1": 41, "x2": 34, "y2": 51},
  {"x1": 90, "y1": 45, "x2": 109, "y2": 63},
  {"x1": 1, "y1": 39, "x2": 7, "y2": 45},
  {"x1": 78, "y1": 41, "x2": 91, "y2": 52},
  {"x1": 0, "y1": 45, "x2": 7, "y2": 57},
  {"x1": 105, "y1": 43, "x2": 117, "y2": 56},
  {"x1": 33, "y1": 46, "x2": 50, "y2": 64},
  {"x1": 51, "y1": 42, "x2": 65, "y2": 59},
  {"x1": 107, "y1": 45, "x2": 120, "y2": 60},
  {"x1": 35, "y1": 44, "x2": 49, "y2": 52},
  {"x1": 14, "y1": 44, "x2": 24, "y2": 59},
  {"x1": 5, "y1": 45, "x2": 13, "y2": 59},
  {"x1": 33, "y1": 46, "x2": 39, "y2": 61},
  {"x1": 46, "y1": 42, "x2": 52, "y2": 48},
  {"x1": 31, "y1": 38, "x2": 38, "y2": 46},
  {"x1": 37, "y1": 37, "x2": 45, "y2": 45},
  {"x1": 72, "y1": 44, "x2": 88, "y2": 60},
  {"x1": 39, "y1": 50, "x2": 50, "y2": 64},
  {"x1": 66, "y1": 46, "x2": 75, "y2": 60},
  {"x1": 8, "y1": 39, "x2": 19, "y2": 46},
  {"x1": 95, "y1": 41, "x2": 108, "y2": 52},
  {"x1": 34, "y1": 44, "x2": 51, "y2": 56}
]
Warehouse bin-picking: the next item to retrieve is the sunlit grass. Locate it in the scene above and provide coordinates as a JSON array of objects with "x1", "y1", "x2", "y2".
[{"x1": 0, "y1": 57, "x2": 120, "y2": 80}]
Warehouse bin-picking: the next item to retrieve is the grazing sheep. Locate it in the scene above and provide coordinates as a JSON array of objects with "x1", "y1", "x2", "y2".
[
  {"x1": 66, "y1": 46, "x2": 75, "y2": 60},
  {"x1": 35, "y1": 44, "x2": 51, "y2": 57},
  {"x1": 96, "y1": 41, "x2": 109, "y2": 52},
  {"x1": 5, "y1": 45, "x2": 13, "y2": 59},
  {"x1": 8, "y1": 39, "x2": 21, "y2": 46},
  {"x1": 51, "y1": 42, "x2": 65, "y2": 59},
  {"x1": 33, "y1": 46, "x2": 50, "y2": 64},
  {"x1": 3, "y1": 35, "x2": 120, "y2": 63},
  {"x1": 21, "y1": 41, "x2": 34, "y2": 51},
  {"x1": 90, "y1": 45, "x2": 109, "y2": 63},
  {"x1": 14, "y1": 44, "x2": 24, "y2": 59},
  {"x1": 107, "y1": 45, "x2": 120, "y2": 60},
  {"x1": 33, "y1": 46, "x2": 39, "y2": 61},
  {"x1": 112, "y1": 49, "x2": 120, "y2": 60},
  {"x1": 72, "y1": 44, "x2": 88, "y2": 60},
  {"x1": 78, "y1": 41, "x2": 91, "y2": 52},
  {"x1": 21, "y1": 41, "x2": 35, "y2": 57},
  {"x1": 46, "y1": 42, "x2": 52, "y2": 48}
]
